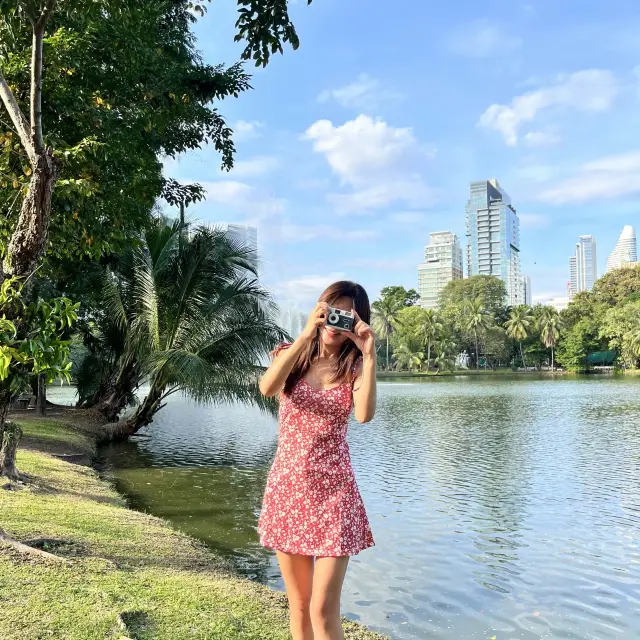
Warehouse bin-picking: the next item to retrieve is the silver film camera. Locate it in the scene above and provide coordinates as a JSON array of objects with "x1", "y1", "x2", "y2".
[{"x1": 326, "y1": 306, "x2": 355, "y2": 332}]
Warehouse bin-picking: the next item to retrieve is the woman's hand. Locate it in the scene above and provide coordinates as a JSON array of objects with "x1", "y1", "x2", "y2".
[
  {"x1": 300, "y1": 302, "x2": 330, "y2": 343},
  {"x1": 347, "y1": 311, "x2": 376, "y2": 358}
]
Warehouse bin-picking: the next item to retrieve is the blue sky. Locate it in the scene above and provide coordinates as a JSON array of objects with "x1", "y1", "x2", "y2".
[{"x1": 167, "y1": 0, "x2": 640, "y2": 310}]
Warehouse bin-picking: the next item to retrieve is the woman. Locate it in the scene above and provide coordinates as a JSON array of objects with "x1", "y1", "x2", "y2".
[{"x1": 258, "y1": 280, "x2": 377, "y2": 640}]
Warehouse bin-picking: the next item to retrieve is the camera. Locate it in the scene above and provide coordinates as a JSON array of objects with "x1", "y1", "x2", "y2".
[{"x1": 326, "y1": 306, "x2": 355, "y2": 332}]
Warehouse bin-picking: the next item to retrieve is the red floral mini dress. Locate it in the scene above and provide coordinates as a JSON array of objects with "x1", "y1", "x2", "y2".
[{"x1": 258, "y1": 343, "x2": 375, "y2": 557}]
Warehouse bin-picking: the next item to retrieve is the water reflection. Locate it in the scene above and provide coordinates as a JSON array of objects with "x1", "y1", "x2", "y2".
[{"x1": 98, "y1": 376, "x2": 640, "y2": 640}]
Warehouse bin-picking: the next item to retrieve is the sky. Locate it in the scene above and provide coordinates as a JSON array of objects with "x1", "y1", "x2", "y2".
[{"x1": 166, "y1": 0, "x2": 640, "y2": 311}]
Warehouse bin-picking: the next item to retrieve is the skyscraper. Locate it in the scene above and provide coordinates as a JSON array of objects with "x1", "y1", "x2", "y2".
[
  {"x1": 521, "y1": 275, "x2": 532, "y2": 306},
  {"x1": 417, "y1": 231, "x2": 463, "y2": 309},
  {"x1": 607, "y1": 225, "x2": 637, "y2": 272},
  {"x1": 569, "y1": 235, "x2": 597, "y2": 295},
  {"x1": 466, "y1": 179, "x2": 523, "y2": 306}
]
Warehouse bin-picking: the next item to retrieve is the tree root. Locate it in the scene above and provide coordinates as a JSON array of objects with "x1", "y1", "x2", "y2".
[{"x1": 0, "y1": 528, "x2": 70, "y2": 564}]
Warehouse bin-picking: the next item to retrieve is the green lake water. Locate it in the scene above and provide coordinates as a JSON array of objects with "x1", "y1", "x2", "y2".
[{"x1": 52, "y1": 376, "x2": 640, "y2": 639}]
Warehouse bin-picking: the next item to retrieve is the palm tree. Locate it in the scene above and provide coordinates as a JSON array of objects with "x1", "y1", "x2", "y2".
[
  {"x1": 461, "y1": 297, "x2": 492, "y2": 370},
  {"x1": 79, "y1": 219, "x2": 286, "y2": 438},
  {"x1": 393, "y1": 336, "x2": 425, "y2": 372},
  {"x1": 505, "y1": 305, "x2": 534, "y2": 369},
  {"x1": 539, "y1": 306, "x2": 563, "y2": 371},
  {"x1": 434, "y1": 335, "x2": 457, "y2": 373},
  {"x1": 372, "y1": 297, "x2": 403, "y2": 370},
  {"x1": 417, "y1": 309, "x2": 442, "y2": 371}
]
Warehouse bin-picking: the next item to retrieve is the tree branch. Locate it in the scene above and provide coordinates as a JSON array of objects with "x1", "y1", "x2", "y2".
[
  {"x1": 0, "y1": 67, "x2": 34, "y2": 159},
  {"x1": 30, "y1": 0, "x2": 58, "y2": 154}
]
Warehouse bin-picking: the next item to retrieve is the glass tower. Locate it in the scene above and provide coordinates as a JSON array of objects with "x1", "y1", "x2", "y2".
[
  {"x1": 465, "y1": 179, "x2": 523, "y2": 306},
  {"x1": 417, "y1": 231, "x2": 463, "y2": 309},
  {"x1": 570, "y1": 235, "x2": 597, "y2": 295}
]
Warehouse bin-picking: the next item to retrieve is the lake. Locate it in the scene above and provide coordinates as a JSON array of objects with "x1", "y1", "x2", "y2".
[{"x1": 53, "y1": 376, "x2": 640, "y2": 639}]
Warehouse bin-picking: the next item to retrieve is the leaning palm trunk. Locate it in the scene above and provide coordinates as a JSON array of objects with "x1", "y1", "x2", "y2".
[{"x1": 520, "y1": 342, "x2": 527, "y2": 370}]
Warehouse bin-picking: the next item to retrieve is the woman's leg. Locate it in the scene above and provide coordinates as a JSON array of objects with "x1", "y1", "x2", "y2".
[
  {"x1": 310, "y1": 556, "x2": 349, "y2": 640},
  {"x1": 276, "y1": 551, "x2": 315, "y2": 640}
]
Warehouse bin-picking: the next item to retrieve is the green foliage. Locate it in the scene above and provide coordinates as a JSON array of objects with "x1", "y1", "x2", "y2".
[
  {"x1": 599, "y1": 301, "x2": 640, "y2": 369},
  {"x1": 590, "y1": 265, "x2": 640, "y2": 307},
  {"x1": 379, "y1": 286, "x2": 420, "y2": 308},
  {"x1": 0, "y1": 278, "x2": 78, "y2": 397},
  {"x1": 393, "y1": 335, "x2": 425, "y2": 372},
  {"x1": 439, "y1": 276, "x2": 506, "y2": 317},
  {"x1": 0, "y1": 0, "x2": 313, "y2": 270},
  {"x1": 77, "y1": 218, "x2": 287, "y2": 427},
  {"x1": 556, "y1": 317, "x2": 602, "y2": 372}
]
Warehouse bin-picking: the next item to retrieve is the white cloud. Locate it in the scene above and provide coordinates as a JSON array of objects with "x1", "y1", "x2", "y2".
[
  {"x1": 303, "y1": 115, "x2": 435, "y2": 214},
  {"x1": 539, "y1": 150, "x2": 640, "y2": 204},
  {"x1": 201, "y1": 180, "x2": 285, "y2": 217},
  {"x1": 232, "y1": 120, "x2": 263, "y2": 141},
  {"x1": 317, "y1": 74, "x2": 402, "y2": 110},
  {"x1": 479, "y1": 69, "x2": 619, "y2": 145},
  {"x1": 229, "y1": 156, "x2": 278, "y2": 178},
  {"x1": 446, "y1": 20, "x2": 521, "y2": 58},
  {"x1": 523, "y1": 131, "x2": 561, "y2": 147},
  {"x1": 519, "y1": 213, "x2": 550, "y2": 228}
]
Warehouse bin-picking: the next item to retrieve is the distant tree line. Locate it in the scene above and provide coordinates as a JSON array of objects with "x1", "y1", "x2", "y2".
[{"x1": 372, "y1": 266, "x2": 640, "y2": 373}]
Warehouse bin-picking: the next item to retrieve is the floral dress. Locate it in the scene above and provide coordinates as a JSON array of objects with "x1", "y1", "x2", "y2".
[{"x1": 258, "y1": 344, "x2": 375, "y2": 557}]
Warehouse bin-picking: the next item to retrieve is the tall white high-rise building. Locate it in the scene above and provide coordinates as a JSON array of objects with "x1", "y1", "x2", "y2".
[
  {"x1": 417, "y1": 231, "x2": 463, "y2": 309},
  {"x1": 607, "y1": 225, "x2": 637, "y2": 272},
  {"x1": 521, "y1": 275, "x2": 532, "y2": 306},
  {"x1": 466, "y1": 179, "x2": 523, "y2": 306},
  {"x1": 569, "y1": 235, "x2": 597, "y2": 295}
]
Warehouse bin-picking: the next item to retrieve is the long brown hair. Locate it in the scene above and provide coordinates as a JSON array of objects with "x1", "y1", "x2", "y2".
[{"x1": 283, "y1": 281, "x2": 371, "y2": 394}]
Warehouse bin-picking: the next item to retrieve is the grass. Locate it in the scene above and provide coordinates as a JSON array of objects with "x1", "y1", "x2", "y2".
[{"x1": 0, "y1": 417, "x2": 385, "y2": 640}]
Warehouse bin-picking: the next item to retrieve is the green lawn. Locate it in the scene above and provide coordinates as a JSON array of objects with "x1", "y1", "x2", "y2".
[{"x1": 0, "y1": 418, "x2": 385, "y2": 639}]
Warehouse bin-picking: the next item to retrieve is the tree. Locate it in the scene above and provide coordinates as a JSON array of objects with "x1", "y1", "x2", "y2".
[
  {"x1": 538, "y1": 306, "x2": 563, "y2": 371},
  {"x1": 417, "y1": 309, "x2": 442, "y2": 370},
  {"x1": 434, "y1": 335, "x2": 457, "y2": 373},
  {"x1": 439, "y1": 276, "x2": 507, "y2": 317},
  {"x1": 393, "y1": 336, "x2": 425, "y2": 372},
  {"x1": 378, "y1": 286, "x2": 420, "y2": 308},
  {"x1": 0, "y1": 278, "x2": 77, "y2": 479},
  {"x1": 505, "y1": 305, "x2": 534, "y2": 369},
  {"x1": 590, "y1": 265, "x2": 640, "y2": 307},
  {"x1": 599, "y1": 301, "x2": 640, "y2": 369},
  {"x1": 556, "y1": 318, "x2": 600, "y2": 372},
  {"x1": 0, "y1": 0, "x2": 313, "y2": 418},
  {"x1": 371, "y1": 296, "x2": 403, "y2": 370},
  {"x1": 461, "y1": 296, "x2": 493, "y2": 370},
  {"x1": 79, "y1": 220, "x2": 286, "y2": 438}
]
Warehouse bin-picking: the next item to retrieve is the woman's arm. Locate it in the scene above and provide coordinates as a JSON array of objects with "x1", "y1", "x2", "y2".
[
  {"x1": 348, "y1": 312, "x2": 377, "y2": 423},
  {"x1": 259, "y1": 302, "x2": 329, "y2": 397},
  {"x1": 353, "y1": 354, "x2": 376, "y2": 423}
]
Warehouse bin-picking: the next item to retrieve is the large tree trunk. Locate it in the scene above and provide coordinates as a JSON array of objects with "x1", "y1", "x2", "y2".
[
  {"x1": 0, "y1": 422, "x2": 23, "y2": 480},
  {"x1": 36, "y1": 374, "x2": 46, "y2": 416},
  {"x1": 3, "y1": 149, "x2": 59, "y2": 281},
  {"x1": 104, "y1": 382, "x2": 166, "y2": 442},
  {"x1": 386, "y1": 336, "x2": 390, "y2": 371},
  {"x1": 551, "y1": 347, "x2": 555, "y2": 372},
  {"x1": 427, "y1": 340, "x2": 431, "y2": 371}
]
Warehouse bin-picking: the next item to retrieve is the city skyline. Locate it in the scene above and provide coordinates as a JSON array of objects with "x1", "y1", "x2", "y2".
[{"x1": 168, "y1": 1, "x2": 640, "y2": 311}]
